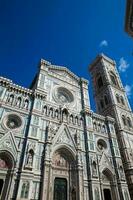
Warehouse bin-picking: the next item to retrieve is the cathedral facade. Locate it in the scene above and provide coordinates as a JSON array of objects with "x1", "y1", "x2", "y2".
[{"x1": 0, "y1": 54, "x2": 132, "y2": 200}]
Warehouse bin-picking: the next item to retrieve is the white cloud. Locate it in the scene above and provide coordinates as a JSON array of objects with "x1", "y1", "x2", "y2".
[
  {"x1": 99, "y1": 40, "x2": 108, "y2": 47},
  {"x1": 118, "y1": 57, "x2": 129, "y2": 72},
  {"x1": 125, "y1": 85, "x2": 132, "y2": 98}
]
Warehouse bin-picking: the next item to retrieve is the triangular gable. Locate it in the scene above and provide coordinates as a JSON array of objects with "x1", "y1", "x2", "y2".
[
  {"x1": 52, "y1": 123, "x2": 76, "y2": 151},
  {"x1": 48, "y1": 65, "x2": 80, "y2": 82},
  {"x1": 0, "y1": 132, "x2": 18, "y2": 160},
  {"x1": 99, "y1": 152, "x2": 114, "y2": 174}
]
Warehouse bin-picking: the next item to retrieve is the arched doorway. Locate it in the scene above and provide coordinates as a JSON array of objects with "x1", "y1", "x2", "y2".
[
  {"x1": 52, "y1": 148, "x2": 77, "y2": 200},
  {"x1": 54, "y1": 178, "x2": 67, "y2": 200},
  {"x1": 102, "y1": 168, "x2": 118, "y2": 200},
  {"x1": 103, "y1": 189, "x2": 112, "y2": 200},
  {"x1": 0, "y1": 151, "x2": 14, "y2": 200}
]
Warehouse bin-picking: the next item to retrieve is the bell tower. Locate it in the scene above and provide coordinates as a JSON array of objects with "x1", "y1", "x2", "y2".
[{"x1": 89, "y1": 54, "x2": 133, "y2": 199}]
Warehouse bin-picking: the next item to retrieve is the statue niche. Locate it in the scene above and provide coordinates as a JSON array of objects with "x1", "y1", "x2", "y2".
[
  {"x1": 26, "y1": 149, "x2": 34, "y2": 169},
  {"x1": 92, "y1": 161, "x2": 97, "y2": 176}
]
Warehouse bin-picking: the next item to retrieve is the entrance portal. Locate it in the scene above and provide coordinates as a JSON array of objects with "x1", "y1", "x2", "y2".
[
  {"x1": 103, "y1": 189, "x2": 112, "y2": 200},
  {"x1": 0, "y1": 152, "x2": 14, "y2": 200},
  {"x1": 52, "y1": 148, "x2": 77, "y2": 200},
  {"x1": 54, "y1": 178, "x2": 67, "y2": 200}
]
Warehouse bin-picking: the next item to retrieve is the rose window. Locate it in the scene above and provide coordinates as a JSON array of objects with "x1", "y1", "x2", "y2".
[
  {"x1": 54, "y1": 86, "x2": 74, "y2": 104},
  {"x1": 4, "y1": 114, "x2": 22, "y2": 130},
  {"x1": 97, "y1": 139, "x2": 107, "y2": 151}
]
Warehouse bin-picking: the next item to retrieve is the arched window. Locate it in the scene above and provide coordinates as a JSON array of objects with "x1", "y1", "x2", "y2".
[
  {"x1": 93, "y1": 122, "x2": 97, "y2": 130},
  {"x1": 55, "y1": 109, "x2": 59, "y2": 118},
  {"x1": 122, "y1": 115, "x2": 126, "y2": 126},
  {"x1": 116, "y1": 94, "x2": 120, "y2": 103},
  {"x1": 104, "y1": 95, "x2": 109, "y2": 105},
  {"x1": 49, "y1": 107, "x2": 53, "y2": 117},
  {"x1": 62, "y1": 108, "x2": 68, "y2": 121},
  {"x1": 127, "y1": 117, "x2": 132, "y2": 128},
  {"x1": 120, "y1": 96, "x2": 125, "y2": 105},
  {"x1": 119, "y1": 166, "x2": 124, "y2": 179},
  {"x1": 98, "y1": 123, "x2": 101, "y2": 132},
  {"x1": 97, "y1": 76, "x2": 103, "y2": 89},
  {"x1": 8, "y1": 94, "x2": 14, "y2": 104},
  {"x1": 110, "y1": 71, "x2": 118, "y2": 86},
  {"x1": 70, "y1": 115, "x2": 73, "y2": 123},
  {"x1": 80, "y1": 117, "x2": 83, "y2": 126},
  {"x1": 16, "y1": 97, "x2": 21, "y2": 107},
  {"x1": 21, "y1": 181, "x2": 30, "y2": 198},
  {"x1": 102, "y1": 125, "x2": 106, "y2": 133},
  {"x1": 43, "y1": 105, "x2": 47, "y2": 115},
  {"x1": 75, "y1": 116, "x2": 78, "y2": 124}
]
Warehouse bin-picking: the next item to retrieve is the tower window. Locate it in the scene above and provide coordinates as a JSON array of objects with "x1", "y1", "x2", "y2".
[
  {"x1": 110, "y1": 72, "x2": 118, "y2": 86},
  {"x1": 97, "y1": 76, "x2": 103, "y2": 89},
  {"x1": 120, "y1": 96, "x2": 125, "y2": 105},
  {"x1": 127, "y1": 117, "x2": 132, "y2": 128},
  {"x1": 122, "y1": 115, "x2": 127, "y2": 126},
  {"x1": 116, "y1": 94, "x2": 120, "y2": 103}
]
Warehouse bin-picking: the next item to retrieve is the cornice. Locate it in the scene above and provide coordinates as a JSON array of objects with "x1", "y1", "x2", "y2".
[
  {"x1": 48, "y1": 65, "x2": 80, "y2": 81},
  {"x1": 0, "y1": 76, "x2": 33, "y2": 95},
  {"x1": 89, "y1": 53, "x2": 116, "y2": 71},
  {"x1": 34, "y1": 89, "x2": 47, "y2": 100},
  {"x1": 40, "y1": 58, "x2": 51, "y2": 66},
  {"x1": 92, "y1": 112, "x2": 106, "y2": 122}
]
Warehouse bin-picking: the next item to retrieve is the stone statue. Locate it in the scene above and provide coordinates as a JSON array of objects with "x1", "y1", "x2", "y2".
[
  {"x1": 92, "y1": 161, "x2": 97, "y2": 176},
  {"x1": 27, "y1": 151, "x2": 33, "y2": 167},
  {"x1": 24, "y1": 100, "x2": 29, "y2": 109}
]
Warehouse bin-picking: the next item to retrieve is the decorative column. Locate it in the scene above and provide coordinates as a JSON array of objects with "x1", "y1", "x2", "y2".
[{"x1": 41, "y1": 124, "x2": 52, "y2": 200}]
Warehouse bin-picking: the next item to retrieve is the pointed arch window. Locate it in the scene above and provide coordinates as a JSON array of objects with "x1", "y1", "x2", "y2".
[
  {"x1": 69, "y1": 115, "x2": 74, "y2": 123},
  {"x1": 102, "y1": 125, "x2": 106, "y2": 133},
  {"x1": 116, "y1": 94, "x2": 120, "y2": 103},
  {"x1": 8, "y1": 94, "x2": 14, "y2": 104},
  {"x1": 55, "y1": 109, "x2": 59, "y2": 118},
  {"x1": 97, "y1": 76, "x2": 103, "y2": 89},
  {"x1": 127, "y1": 117, "x2": 132, "y2": 128},
  {"x1": 110, "y1": 71, "x2": 118, "y2": 86},
  {"x1": 122, "y1": 115, "x2": 127, "y2": 126},
  {"x1": 49, "y1": 107, "x2": 53, "y2": 117},
  {"x1": 16, "y1": 97, "x2": 21, "y2": 107},
  {"x1": 24, "y1": 99, "x2": 29, "y2": 109},
  {"x1": 43, "y1": 105, "x2": 47, "y2": 115},
  {"x1": 93, "y1": 122, "x2": 97, "y2": 130},
  {"x1": 120, "y1": 96, "x2": 125, "y2": 105}
]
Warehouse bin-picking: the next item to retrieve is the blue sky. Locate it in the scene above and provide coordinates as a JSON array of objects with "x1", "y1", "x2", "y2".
[{"x1": 0, "y1": 0, "x2": 133, "y2": 110}]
